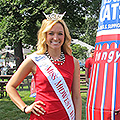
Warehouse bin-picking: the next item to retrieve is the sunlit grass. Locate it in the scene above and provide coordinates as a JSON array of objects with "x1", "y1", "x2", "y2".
[
  {"x1": 0, "y1": 70, "x2": 87, "y2": 120},
  {"x1": 0, "y1": 90, "x2": 87, "y2": 120}
]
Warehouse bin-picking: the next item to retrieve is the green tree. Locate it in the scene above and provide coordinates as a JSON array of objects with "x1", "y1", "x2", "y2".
[
  {"x1": 0, "y1": 0, "x2": 101, "y2": 67},
  {"x1": 71, "y1": 44, "x2": 88, "y2": 60},
  {"x1": 80, "y1": 17, "x2": 98, "y2": 46},
  {"x1": 0, "y1": 0, "x2": 49, "y2": 67},
  {"x1": 80, "y1": 0, "x2": 101, "y2": 46}
]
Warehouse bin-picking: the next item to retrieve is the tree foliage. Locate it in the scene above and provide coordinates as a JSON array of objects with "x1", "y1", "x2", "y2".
[
  {"x1": 71, "y1": 44, "x2": 88, "y2": 60},
  {"x1": 80, "y1": 0, "x2": 101, "y2": 46},
  {"x1": 0, "y1": 0, "x2": 101, "y2": 66}
]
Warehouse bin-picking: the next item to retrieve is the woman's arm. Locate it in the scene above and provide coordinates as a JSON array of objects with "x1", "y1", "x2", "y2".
[
  {"x1": 72, "y1": 58, "x2": 82, "y2": 120},
  {"x1": 6, "y1": 57, "x2": 46, "y2": 116},
  {"x1": 6, "y1": 57, "x2": 35, "y2": 111}
]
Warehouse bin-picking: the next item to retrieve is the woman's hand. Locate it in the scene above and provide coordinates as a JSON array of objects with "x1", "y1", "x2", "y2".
[{"x1": 25, "y1": 101, "x2": 46, "y2": 116}]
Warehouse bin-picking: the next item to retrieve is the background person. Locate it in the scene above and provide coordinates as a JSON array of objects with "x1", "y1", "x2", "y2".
[
  {"x1": 85, "y1": 48, "x2": 94, "y2": 87},
  {"x1": 6, "y1": 11, "x2": 82, "y2": 120}
]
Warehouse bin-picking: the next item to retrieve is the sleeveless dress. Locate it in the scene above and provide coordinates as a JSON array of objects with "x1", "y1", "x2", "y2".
[{"x1": 30, "y1": 54, "x2": 74, "y2": 120}]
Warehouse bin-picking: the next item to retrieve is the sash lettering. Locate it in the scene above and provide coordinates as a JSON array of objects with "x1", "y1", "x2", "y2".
[{"x1": 30, "y1": 53, "x2": 75, "y2": 120}]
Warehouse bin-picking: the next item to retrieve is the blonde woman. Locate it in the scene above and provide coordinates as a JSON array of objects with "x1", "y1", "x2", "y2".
[{"x1": 6, "y1": 11, "x2": 82, "y2": 120}]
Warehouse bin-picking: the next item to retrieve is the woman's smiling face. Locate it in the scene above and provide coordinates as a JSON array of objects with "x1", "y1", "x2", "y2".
[{"x1": 46, "y1": 23, "x2": 65, "y2": 50}]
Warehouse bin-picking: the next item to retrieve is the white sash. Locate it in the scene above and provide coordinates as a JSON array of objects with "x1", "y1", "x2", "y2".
[{"x1": 30, "y1": 53, "x2": 75, "y2": 120}]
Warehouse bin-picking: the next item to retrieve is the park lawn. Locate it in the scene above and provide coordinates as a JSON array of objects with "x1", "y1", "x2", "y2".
[
  {"x1": 0, "y1": 90, "x2": 87, "y2": 120},
  {"x1": 0, "y1": 91, "x2": 34, "y2": 120},
  {"x1": 0, "y1": 70, "x2": 87, "y2": 119}
]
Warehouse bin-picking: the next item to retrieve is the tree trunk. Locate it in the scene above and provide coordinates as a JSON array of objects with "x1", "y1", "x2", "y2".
[{"x1": 14, "y1": 40, "x2": 24, "y2": 69}]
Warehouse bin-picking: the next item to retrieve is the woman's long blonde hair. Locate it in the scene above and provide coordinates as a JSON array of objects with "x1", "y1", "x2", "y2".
[{"x1": 36, "y1": 19, "x2": 72, "y2": 55}]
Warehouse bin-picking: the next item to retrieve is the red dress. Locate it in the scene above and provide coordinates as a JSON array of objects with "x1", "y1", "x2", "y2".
[{"x1": 30, "y1": 54, "x2": 74, "y2": 120}]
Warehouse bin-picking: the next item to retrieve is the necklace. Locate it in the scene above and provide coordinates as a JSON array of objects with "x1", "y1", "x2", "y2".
[{"x1": 45, "y1": 51, "x2": 65, "y2": 65}]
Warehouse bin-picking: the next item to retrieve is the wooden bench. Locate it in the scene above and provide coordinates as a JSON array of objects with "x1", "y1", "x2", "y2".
[
  {"x1": 0, "y1": 74, "x2": 32, "y2": 98},
  {"x1": 0, "y1": 75, "x2": 12, "y2": 81},
  {"x1": 0, "y1": 75, "x2": 12, "y2": 99},
  {"x1": 18, "y1": 75, "x2": 32, "y2": 91},
  {"x1": 0, "y1": 81, "x2": 8, "y2": 98},
  {"x1": 80, "y1": 74, "x2": 88, "y2": 93}
]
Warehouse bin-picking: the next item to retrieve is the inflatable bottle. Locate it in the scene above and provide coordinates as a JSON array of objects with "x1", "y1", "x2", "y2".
[{"x1": 86, "y1": 0, "x2": 120, "y2": 120}]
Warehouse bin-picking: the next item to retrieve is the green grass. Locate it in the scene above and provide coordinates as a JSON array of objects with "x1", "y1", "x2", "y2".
[
  {"x1": 81, "y1": 93, "x2": 87, "y2": 120},
  {"x1": 0, "y1": 91, "x2": 35, "y2": 120},
  {"x1": 0, "y1": 70, "x2": 86, "y2": 119},
  {"x1": 0, "y1": 91, "x2": 87, "y2": 120}
]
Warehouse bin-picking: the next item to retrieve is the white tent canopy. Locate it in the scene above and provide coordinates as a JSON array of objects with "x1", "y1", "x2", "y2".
[{"x1": 71, "y1": 39, "x2": 95, "y2": 57}]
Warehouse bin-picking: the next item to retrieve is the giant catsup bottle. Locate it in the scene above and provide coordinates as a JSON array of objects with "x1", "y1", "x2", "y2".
[{"x1": 86, "y1": 0, "x2": 120, "y2": 120}]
